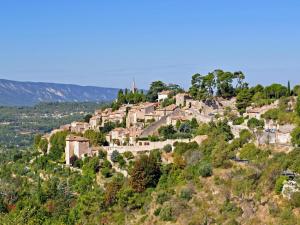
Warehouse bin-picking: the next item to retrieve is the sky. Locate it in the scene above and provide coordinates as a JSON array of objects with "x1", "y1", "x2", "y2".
[{"x1": 0, "y1": 0, "x2": 299, "y2": 89}]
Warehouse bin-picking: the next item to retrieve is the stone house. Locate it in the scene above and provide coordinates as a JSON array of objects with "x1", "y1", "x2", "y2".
[
  {"x1": 158, "y1": 90, "x2": 171, "y2": 102},
  {"x1": 60, "y1": 124, "x2": 71, "y2": 131},
  {"x1": 65, "y1": 135, "x2": 91, "y2": 165},
  {"x1": 258, "y1": 123, "x2": 295, "y2": 145},
  {"x1": 126, "y1": 102, "x2": 156, "y2": 127},
  {"x1": 166, "y1": 115, "x2": 188, "y2": 126},
  {"x1": 175, "y1": 93, "x2": 191, "y2": 107},
  {"x1": 70, "y1": 121, "x2": 90, "y2": 133},
  {"x1": 106, "y1": 128, "x2": 129, "y2": 146},
  {"x1": 245, "y1": 102, "x2": 278, "y2": 119},
  {"x1": 276, "y1": 124, "x2": 295, "y2": 145},
  {"x1": 106, "y1": 127, "x2": 143, "y2": 146},
  {"x1": 100, "y1": 109, "x2": 126, "y2": 126},
  {"x1": 155, "y1": 104, "x2": 178, "y2": 117},
  {"x1": 89, "y1": 115, "x2": 101, "y2": 129},
  {"x1": 144, "y1": 112, "x2": 161, "y2": 122}
]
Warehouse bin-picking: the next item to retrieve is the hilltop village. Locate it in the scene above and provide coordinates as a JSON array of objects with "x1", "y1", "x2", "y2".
[
  {"x1": 26, "y1": 70, "x2": 300, "y2": 224},
  {"x1": 42, "y1": 74, "x2": 297, "y2": 169}
]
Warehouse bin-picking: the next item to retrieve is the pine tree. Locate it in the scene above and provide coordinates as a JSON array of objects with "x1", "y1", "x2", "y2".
[{"x1": 287, "y1": 81, "x2": 291, "y2": 96}]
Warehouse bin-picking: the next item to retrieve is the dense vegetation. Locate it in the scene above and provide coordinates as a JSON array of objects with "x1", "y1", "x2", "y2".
[
  {"x1": 1, "y1": 114, "x2": 300, "y2": 224},
  {"x1": 1, "y1": 70, "x2": 300, "y2": 224}
]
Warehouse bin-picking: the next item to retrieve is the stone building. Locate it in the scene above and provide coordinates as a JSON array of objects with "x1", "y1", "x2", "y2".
[
  {"x1": 89, "y1": 115, "x2": 101, "y2": 129},
  {"x1": 126, "y1": 102, "x2": 156, "y2": 127},
  {"x1": 70, "y1": 121, "x2": 90, "y2": 133},
  {"x1": 175, "y1": 93, "x2": 190, "y2": 107},
  {"x1": 158, "y1": 90, "x2": 171, "y2": 102},
  {"x1": 65, "y1": 135, "x2": 91, "y2": 165}
]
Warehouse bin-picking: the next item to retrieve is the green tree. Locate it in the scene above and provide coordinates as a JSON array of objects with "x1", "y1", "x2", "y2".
[
  {"x1": 38, "y1": 138, "x2": 48, "y2": 154},
  {"x1": 158, "y1": 125, "x2": 176, "y2": 139},
  {"x1": 264, "y1": 83, "x2": 288, "y2": 99},
  {"x1": 130, "y1": 154, "x2": 161, "y2": 192},
  {"x1": 49, "y1": 131, "x2": 68, "y2": 161},
  {"x1": 233, "y1": 71, "x2": 246, "y2": 90},
  {"x1": 287, "y1": 81, "x2": 291, "y2": 96},
  {"x1": 84, "y1": 129, "x2": 106, "y2": 146},
  {"x1": 111, "y1": 150, "x2": 120, "y2": 163},
  {"x1": 147, "y1": 81, "x2": 167, "y2": 102},
  {"x1": 247, "y1": 118, "x2": 265, "y2": 144},
  {"x1": 167, "y1": 83, "x2": 184, "y2": 94},
  {"x1": 247, "y1": 118, "x2": 264, "y2": 130},
  {"x1": 215, "y1": 69, "x2": 235, "y2": 98},
  {"x1": 291, "y1": 126, "x2": 300, "y2": 146},
  {"x1": 236, "y1": 89, "x2": 253, "y2": 114},
  {"x1": 296, "y1": 96, "x2": 300, "y2": 117},
  {"x1": 34, "y1": 134, "x2": 42, "y2": 149},
  {"x1": 293, "y1": 85, "x2": 300, "y2": 96},
  {"x1": 189, "y1": 73, "x2": 215, "y2": 100}
]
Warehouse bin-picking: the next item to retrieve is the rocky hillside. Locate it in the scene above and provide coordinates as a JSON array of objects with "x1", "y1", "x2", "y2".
[{"x1": 0, "y1": 79, "x2": 119, "y2": 106}]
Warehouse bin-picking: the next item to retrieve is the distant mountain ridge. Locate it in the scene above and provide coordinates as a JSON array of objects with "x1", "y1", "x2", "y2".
[{"x1": 0, "y1": 79, "x2": 119, "y2": 106}]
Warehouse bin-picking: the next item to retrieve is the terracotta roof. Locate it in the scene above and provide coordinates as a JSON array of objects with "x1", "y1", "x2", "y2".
[
  {"x1": 66, "y1": 135, "x2": 89, "y2": 142},
  {"x1": 157, "y1": 104, "x2": 177, "y2": 111},
  {"x1": 176, "y1": 93, "x2": 190, "y2": 97},
  {"x1": 158, "y1": 90, "x2": 171, "y2": 95}
]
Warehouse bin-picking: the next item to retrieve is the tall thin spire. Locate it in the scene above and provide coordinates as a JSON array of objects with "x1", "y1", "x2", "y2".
[{"x1": 132, "y1": 78, "x2": 137, "y2": 93}]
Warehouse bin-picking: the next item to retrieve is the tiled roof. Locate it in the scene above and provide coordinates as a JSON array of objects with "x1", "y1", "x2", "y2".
[{"x1": 66, "y1": 135, "x2": 89, "y2": 142}]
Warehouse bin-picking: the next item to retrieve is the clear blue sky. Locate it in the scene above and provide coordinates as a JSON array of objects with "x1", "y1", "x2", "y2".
[{"x1": 0, "y1": 0, "x2": 299, "y2": 89}]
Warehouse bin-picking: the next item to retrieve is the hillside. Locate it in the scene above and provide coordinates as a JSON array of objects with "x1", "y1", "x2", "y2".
[
  {"x1": 1, "y1": 70, "x2": 300, "y2": 224},
  {"x1": 0, "y1": 79, "x2": 119, "y2": 106}
]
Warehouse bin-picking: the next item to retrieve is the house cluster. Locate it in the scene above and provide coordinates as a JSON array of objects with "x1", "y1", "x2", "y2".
[
  {"x1": 42, "y1": 82, "x2": 297, "y2": 166},
  {"x1": 61, "y1": 90, "x2": 230, "y2": 164}
]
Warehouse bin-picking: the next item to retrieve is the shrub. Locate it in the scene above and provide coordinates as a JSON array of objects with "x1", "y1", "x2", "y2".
[
  {"x1": 232, "y1": 117, "x2": 244, "y2": 125},
  {"x1": 239, "y1": 143, "x2": 270, "y2": 162},
  {"x1": 38, "y1": 138, "x2": 48, "y2": 154},
  {"x1": 111, "y1": 150, "x2": 120, "y2": 163},
  {"x1": 262, "y1": 108, "x2": 280, "y2": 121},
  {"x1": 179, "y1": 188, "x2": 194, "y2": 201},
  {"x1": 163, "y1": 144, "x2": 172, "y2": 153},
  {"x1": 101, "y1": 167, "x2": 112, "y2": 178},
  {"x1": 291, "y1": 192, "x2": 300, "y2": 208},
  {"x1": 156, "y1": 192, "x2": 171, "y2": 205},
  {"x1": 49, "y1": 131, "x2": 68, "y2": 161},
  {"x1": 296, "y1": 96, "x2": 300, "y2": 116},
  {"x1": 100, "y1": 159, "x2": 112, "y2": 169},
  {"x1": 247, "y1": 118, "x2": 265, "y2": 130},
  {"x1": 158, "y1": 125, "x2": 176, "y2": 139},
  {"x1": 154, "y1": 207, "x2": 161, "y2": 216},
  {"x1": 159, "y1": 206, "x2": 174, "y2": 221},
  {"x1": 184, "y1": 150, "x2": 202, "y2": 166},
  {"x1": 98, "y1": 150, "x2": 107, "y2": 159},
  {"x1": 275, "y1": 176, "x2": 287, "y2": 194},
  {"x1": 117, "y1": 155, "x2": 126, "y2": 168},
  {"x1": 239, "y1": 129, "x2": 253, "y2": 145},
  {"x1": 123, "y1": 151, "x2": 134, "y2": 160},
  {"x1": 73, "y1": 158, "x2": 83, "y2": 168},
  {"x1": 130, "y1": 154, "x2": 161, "y2": 192},
  {"x1": 174, "y1": 141, "x2": 199, "y2": 155},
  {"x1": 198, "y1": 162, "x2": 213, "y2": 177},
  {"x1": 149, "y1": 135, "x2": 160, "y2": 142},
  {"x1": 291, "y1": 127, "x2": 300, "y2": 146}
]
